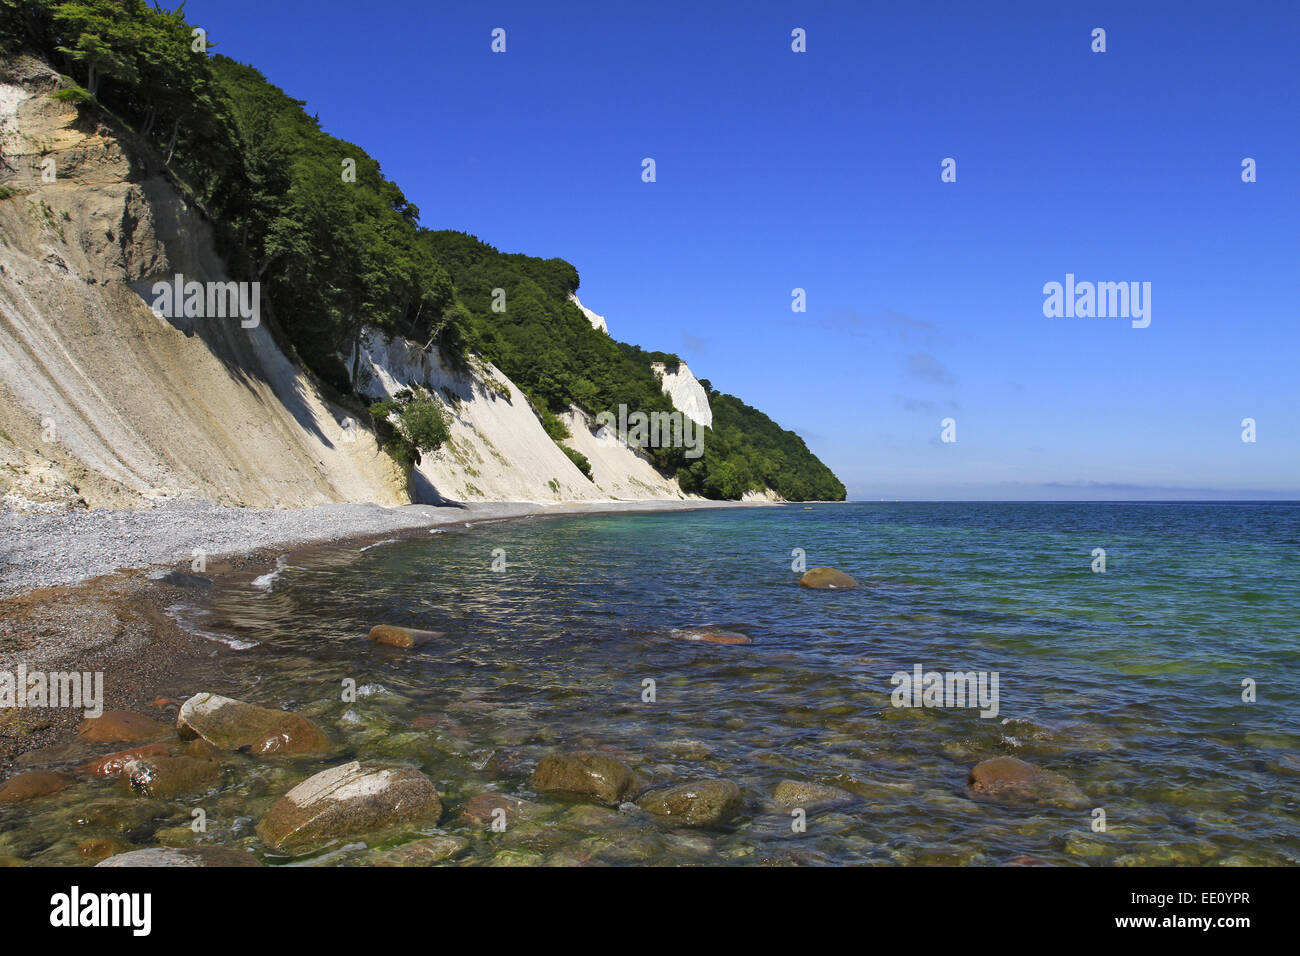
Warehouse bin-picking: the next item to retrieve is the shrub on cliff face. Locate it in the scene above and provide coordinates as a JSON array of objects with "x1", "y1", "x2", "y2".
[
  {"x1": 561, "y1": 446, "x2": 593, "y2": 480},
  {"x1": 369, "y1": 390, "x2": 450, "y2": 470},
  {"x1": 401, "y1": 394, "x2": 451, "y2": 457}
]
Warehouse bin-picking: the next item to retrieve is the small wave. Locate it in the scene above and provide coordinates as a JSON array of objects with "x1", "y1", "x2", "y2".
[
  {"x1": 251, "y1": 554, "x2": 299, "y2": 591},
  {"x1": 164, "y1": 603, "x2": 259, "y2": 650},
  {"x1": 359, "y1": 538, "x2": 398, "y2": 552}
]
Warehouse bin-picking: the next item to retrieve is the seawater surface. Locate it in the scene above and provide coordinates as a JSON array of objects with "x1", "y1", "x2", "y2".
[{"x1": 5, "y1": 502, "x2": 1299, "y2": 866}]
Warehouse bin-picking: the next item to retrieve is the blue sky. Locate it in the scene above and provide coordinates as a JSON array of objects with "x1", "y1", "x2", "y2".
[{"x1": 186, "y1": 0, "x2": 1299, "y2": 500}]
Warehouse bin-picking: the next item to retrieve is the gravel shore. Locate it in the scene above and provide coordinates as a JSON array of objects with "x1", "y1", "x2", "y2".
[{"x1": 0, "y1": 497, "x2": 765, "y2": 598}]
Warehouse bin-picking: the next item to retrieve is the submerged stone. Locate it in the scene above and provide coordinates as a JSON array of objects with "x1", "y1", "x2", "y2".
[
  {"x1": 530, "y1": 752, "x2": 639, "y2": 805},
  {"x1": 176, "y1": 692, "x2": 330, "y2": 756},
  {"x1": 771, "y1": 779, "x2": 853, "y2": 809},
  {"x1": 967, "y1": 756, "x2": 1089, "y2": 808},
  {"x1": 636, "y1": 779, "x2": 743, "y2": 826},
  {"x1": 96, "y1": 847, "x2": 262, "y2": 867},
  {"x1": 371, "y1": 835, "x2": 470, "y2": 866},
  {"x1": 79, "y1": 744, "x2": 174, "y2": 778},
  {"x1": 255, "y1": 761, "x2": 443, "y2": 852},
  {"x1": 121, "y1": 755, "x2": 221, "y2": 799},
  {"x1": 680, "y1": 630, "x2": 752, "y2": 645},
  {"x1": 798, "y1": 567, "x2": 859, "y2": 589},
  {"x1": 77, "y1": 710, "x2": 170, "y2": 743},
  {"x1": 0, "y1": 769, "x2": 76, "y2": 803},
  {"x1": 458, "y1": 792, "x2": 541, "y2": 828},
  {"x1": 368, "y1": 625, "x2": 442, "y2": 648}
]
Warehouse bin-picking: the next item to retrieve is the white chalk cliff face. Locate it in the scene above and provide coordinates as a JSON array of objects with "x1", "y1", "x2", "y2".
[
  {"x1": 651, "y1": 362, "x2": 713, "y2": 429},
  {"x1": 0, "y1": 66, "x2": 406, "y2": 510},
  {"x1": 352, "y1": 333, "x2": 690, "y2": 503},
  {"x1": 0, "y1": 57, "x2": 711, "y2": 510},
  {"x1": 568, "y1": 292, "x2": 608, "y2": 334}
]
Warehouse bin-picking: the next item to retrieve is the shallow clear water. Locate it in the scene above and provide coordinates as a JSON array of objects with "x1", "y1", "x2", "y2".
[{"x1": 4, "y1": 502, "x2": 1298, "y2": 865}]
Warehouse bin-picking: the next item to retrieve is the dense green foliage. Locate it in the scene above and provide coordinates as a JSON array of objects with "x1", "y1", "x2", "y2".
[
  {"x1": 368, "y1": 390, "x2": 450, "y2": 471},
  {"x1": 1, "y1": 0, "x2": 844, "y2": 500}
]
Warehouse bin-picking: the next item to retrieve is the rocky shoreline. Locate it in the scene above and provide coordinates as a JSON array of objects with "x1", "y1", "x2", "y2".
[
  {"x1": 0, "y1": 498, "x2": 781, "y2": 770},
  {"x1": 0, "y1": 678, "x2": 1090, "y2": 867}
]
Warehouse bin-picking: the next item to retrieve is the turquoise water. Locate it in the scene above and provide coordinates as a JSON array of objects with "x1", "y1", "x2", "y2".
[{"x1": 5, "y1": 502, "x2": 1298, "y2": 865}]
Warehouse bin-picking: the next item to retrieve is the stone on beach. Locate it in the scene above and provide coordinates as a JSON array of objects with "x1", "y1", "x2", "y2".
[
  {"x1": 636, "y1": 779, "x2": 743, "y2": 826},
  {"x1": 176, "y1": 692, "x2": 330, "y2": 756},
  {"x1": 96, "y1": 847, "x2": 262, "y2": 867},
  {"x1": 798, "y1": 567, "x2": 858, "y2": 589},
  {"x1": 368, "y1": 624, "x2": 442, "y2": 648},
  {"x1": 0, "y1": 769, "x2": 76, "y2": 803},
  {"x1": 967, "y1": 756, "x2": 1089, "y2": 808},
  {"x1": 530, "y1": 752, "x2": 639, "y2": 805},
  {"x1": 255, "y1": 761, "x2": 443, "y2": 852},
  {"x1": 76, "y1": 710, "x2": 171, "y2": 743}
]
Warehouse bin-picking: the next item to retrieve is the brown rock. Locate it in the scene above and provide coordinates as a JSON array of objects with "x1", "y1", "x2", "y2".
[
  {"x1": 76, "y1": 710, "x2": 170, "y2": 743},
  {"x1": 967, "y1": 756, "x2": 1089, "y2": 808},
  {"x1": 77, "y1": 837, "x2": 133, "y2": 864},
  {"x1": 680, "y1": 630, "x2": 752, "y2": 645},
  {"x1": 79, "y1": 744, "x2": 174, "y2": 778},
  {"x1": 176, "y1": 692, "x2": 330, "y2": 756},
  {"x1": 0, "y1": 769, "x2": 76, "y2": 803},
  {"x1": 458, "y1": 792, "x2": 540, "y2": 828},
  {"x1": 798, "y1": 567, "x2": 859, "y2": 589},
  {"x1": 256, "y1": 761, "x2": 443, "y2": 852},
  {"x1": 530, "y1": 752, "x2": 639, "y2": 805},
  {"x1": 637, "y1": 779, "x2": 744, "y2": 826},
  {"x1": 368, "y1": 625, "x2": 442, "y2": 648}
]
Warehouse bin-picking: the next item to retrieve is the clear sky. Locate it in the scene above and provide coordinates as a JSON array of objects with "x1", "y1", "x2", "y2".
[{"x1": 185, "y1": 0, "x2": 1299, "y2": 500}]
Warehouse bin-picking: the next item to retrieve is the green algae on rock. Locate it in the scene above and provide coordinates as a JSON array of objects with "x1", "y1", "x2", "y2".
[
  {"x1": 530, "y1": 752, "x2": 639, "y2": 805},
  {"x1": 636, "y1": 779, "x2": 743, "y2": 826}
]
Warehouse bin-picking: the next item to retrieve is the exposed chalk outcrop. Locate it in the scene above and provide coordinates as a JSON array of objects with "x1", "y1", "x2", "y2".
[
  {"x1": 0, "y1": 68, "x2": 406, "y2": 509},
  {"x1": 568, "y1": 292, "x2": 608, "y2": 334},
  {"x1": 651, "y1": 361, "x2": 712, "y2": 429}
]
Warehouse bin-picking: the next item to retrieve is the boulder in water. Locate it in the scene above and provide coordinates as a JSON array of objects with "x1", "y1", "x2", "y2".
[
  {"x1": 967, "y1": 756, "x2": 1089, "y2": 808},
  {"x1": 679, "y1": 630, "x2": 751, "y2": 645},
  {"x1": 636, "y1": 779, "x2": 743, "y2": 826},
  {"x1": 530, "y1": 752, "x2": 639, "y2": 805},
  {"x1": 256, "y1": 761, "x2": 443, "y2": 851},
  {"x1": 121, "y1": 755, "x2": 221, "y2": 799},
  {"x1": 368, "y1": 625, "x2": 442, "y2": 648},
  {"x1": 798, "y1": 567, "x2": 858, "y2": 589},
  {"x1": 176, "y1": 692, "x2": 330, "y2": 757},
  {"x1": 0, "y1": 769, "x2": 75, "y2": 803},
  {"x1": 771, "y1": 779, "x2": 853, "y2": 809}
]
